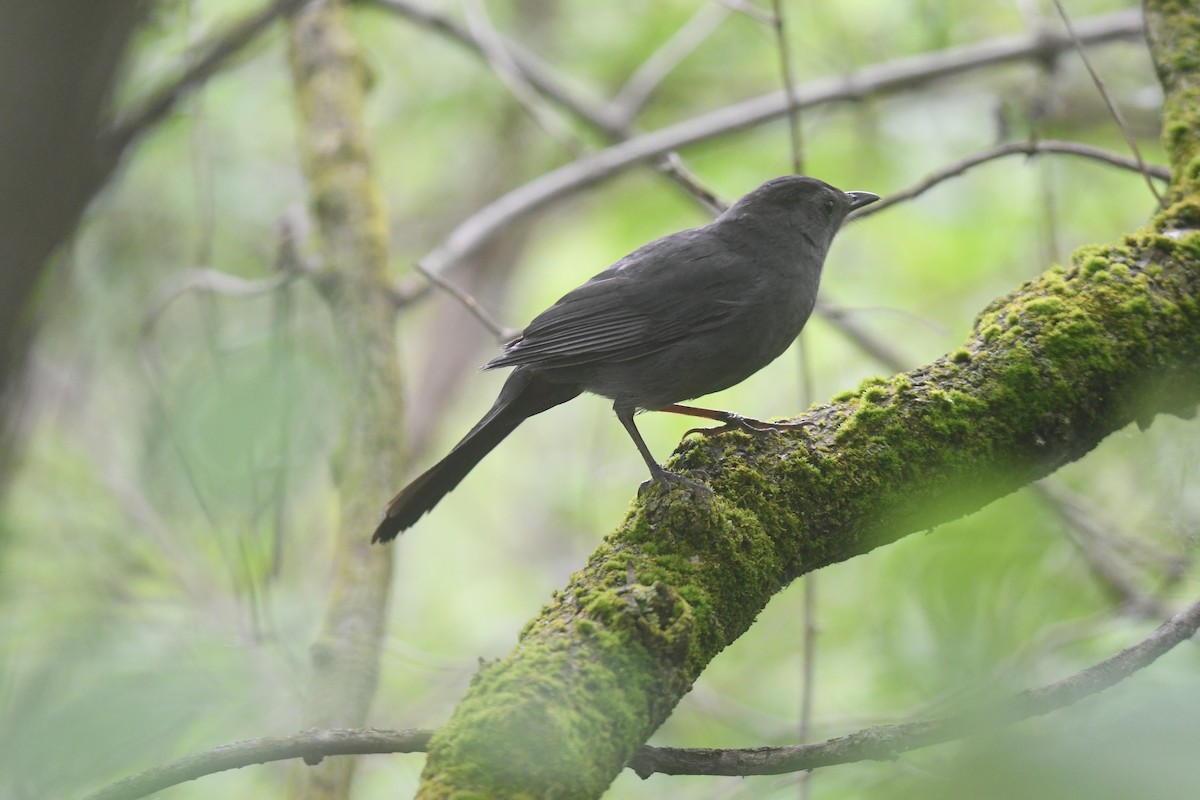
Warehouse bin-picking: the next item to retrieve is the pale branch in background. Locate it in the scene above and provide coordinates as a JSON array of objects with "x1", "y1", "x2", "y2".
[
  {"x1": 410, "y1": 260, "x2": 515, "y2": 340},
  {"x1": 770, "y1": 0, "x2": 805, "y2": 175},
  {"x1": 610, "y1": 3, "x2": 731, "y2": 124},
  {"x1": 396, "y1": 9, "x2": 1145, "y2": 287},
  {"x1": 84, "y1": 590, "x2": 1200, "y2": 799},
  {"x1": 368, "y1": 0, "x2": 625, "y2": 130},
  {"x1": 855, "y1": 139, "x2": 1170, "y2": 220},
  {"x1": 461, "y1": 0, "x2": 583, "y2": 155}
]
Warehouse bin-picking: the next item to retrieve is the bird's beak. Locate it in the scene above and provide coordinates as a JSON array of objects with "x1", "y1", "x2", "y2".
[{"x1": 846, "y1": 191, "x2": 880, "y2": 210}]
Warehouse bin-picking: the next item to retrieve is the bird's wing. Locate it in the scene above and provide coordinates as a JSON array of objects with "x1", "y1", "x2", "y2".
[{"x1": 485, "y1": 232, "x2": 749, "y2": 371}]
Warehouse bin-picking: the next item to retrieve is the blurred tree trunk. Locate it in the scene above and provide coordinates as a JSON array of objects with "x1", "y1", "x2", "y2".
[
  {"x1": 413, "y1": 1, "x2": 1200, "y2": 797},
  {"x1": 285, "y1": 1, "x2": 401, "y2": 798},
  {"x1": 0, "y1": 0, "x2": 142, "y2": 484}
]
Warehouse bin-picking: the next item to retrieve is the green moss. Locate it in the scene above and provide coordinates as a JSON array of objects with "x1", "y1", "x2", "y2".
[
  {"x1": 863, "y1": 385, "x2": 889, "y2": 403},
  {"x1": 982, "y1": 324, "x2": 1002, "y2": 341},
  {"x1": 1024, "y1": 297, "x2": 1063, "y2": 316},
  {"x1": 951, "y1": 348, "x2": 972, "y2": 363}
]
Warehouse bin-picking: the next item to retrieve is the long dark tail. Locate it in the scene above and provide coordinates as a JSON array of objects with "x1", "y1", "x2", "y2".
[{"x1": 372, "y1": 368, "x2": 581, "y2": 542}]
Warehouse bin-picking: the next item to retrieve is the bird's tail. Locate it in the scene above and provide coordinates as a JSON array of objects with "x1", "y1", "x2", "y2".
[{"x1": 372, "y1": 369, "x2": 581, "y2": 542}]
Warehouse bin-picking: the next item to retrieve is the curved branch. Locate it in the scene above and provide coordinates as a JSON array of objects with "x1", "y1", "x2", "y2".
[
  {"x1": 402, "y1": 9, "x2": 1144, "y2": 285},
  {"x1": 856, "y1": 139, "x2": 1171, "y2": 220},
  {"x1": 83, "y1": 729, "x2": 432, "y2": 800},
  {"x1": 85, "y1": 592, "x2": 1200, "y2": 799}
]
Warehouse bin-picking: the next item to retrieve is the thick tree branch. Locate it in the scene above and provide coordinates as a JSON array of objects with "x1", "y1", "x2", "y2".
[{"x1": 414, "y1": 3, "x2": 1200, "y2": 796}]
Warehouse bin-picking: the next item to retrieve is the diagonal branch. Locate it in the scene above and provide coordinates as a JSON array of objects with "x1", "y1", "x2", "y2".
[{"x1": 611, "y1": 4, "x2": 731, "y2": 124}]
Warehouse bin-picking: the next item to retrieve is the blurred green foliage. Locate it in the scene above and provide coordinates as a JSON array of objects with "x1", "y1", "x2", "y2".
[{"x1": 3, "y1": 0, "x2": 1199, "y2": 798}]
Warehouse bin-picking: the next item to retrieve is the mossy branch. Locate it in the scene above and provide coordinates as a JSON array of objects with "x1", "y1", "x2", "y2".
[{"x1": 415, "y1": 3, "x2": 1200, "y2": 798}]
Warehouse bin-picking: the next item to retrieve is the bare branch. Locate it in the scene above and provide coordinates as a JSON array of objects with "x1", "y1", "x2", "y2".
[
  {"x1": 398, "y1": 9, "x2": 1145, "y2": 288},
  {"x1": 611, "y1": 4, "x2": 731, "y2": 124},
  {"x1": 411, "y1": 260, "x2": 517, "y2": 340},
  {"x1": 854, "y1": 139, "x2": 1170, "y2": 221},
  {"x1": 367, "y1": 0, "x2": 624, "y2": 132},
  {"x1": 85, "y1": 592, "x2": 1200, "y2": 798},
  {"x1": 770, "y1": 0, "x2": 804, "y2": 174},
  {"x1": 82, "y1": 729, "x2": 433, "y2": 800},
  {"x1": 462, "y1": 0, "x2": 583, "y2": 154}
]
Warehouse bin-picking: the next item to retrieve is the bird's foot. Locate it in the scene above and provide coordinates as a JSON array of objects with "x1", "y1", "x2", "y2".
[
  {"x1": 684, "y1": 412, "x2": 811, "y2": 438},
  {"x1": 638, "y1": 467, "x2": 711, "y2": 498}
]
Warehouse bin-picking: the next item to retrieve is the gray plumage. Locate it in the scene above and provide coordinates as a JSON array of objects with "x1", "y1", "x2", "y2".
[{"x1": 374, "y1": 175, "x2": 878, "y2": 541}]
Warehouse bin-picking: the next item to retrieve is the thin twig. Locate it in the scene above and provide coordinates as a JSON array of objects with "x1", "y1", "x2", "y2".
[
  {"x1": 411, "y1": 261, "x2": 515, "y2": 340},
  {"x1": 798, "y1": 573, "x2": 818, "y2": 800},
  {"x1": 611, "y1": 3, "x2": 731, "y2": 124},
  {"x1": 771, "y1": 0, "x2": 804, "y2": 174},
  {"x1": 655, "y1": 152, "x2": 728, "y2": 213},
  {"x1": 83, "y1": 729, "x2": 433, "y2": 800},
  {"x1": 106, "y1": 0, "x2": 309, "y2": 158},
  {"x1": 1049, "y1": 0, "x2": 1165, "y2": 207},
  {"x1": 853, "y1": 139, "x2": 1170, "y2": 221},
  {"x1": 142, "y1": 270, "x2": 297, "y2": 339},
  {"x1": 84, "y1": 592, "x2": 1200, "y2": 798}
]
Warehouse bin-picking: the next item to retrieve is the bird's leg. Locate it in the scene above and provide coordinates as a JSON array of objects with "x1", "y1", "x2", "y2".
[
  {"x1": 659, "y1": 403, "x2": 814, "y2": 438},
  {"x1": 615, "y1": 403, "x2": 710, "y2": 496}
]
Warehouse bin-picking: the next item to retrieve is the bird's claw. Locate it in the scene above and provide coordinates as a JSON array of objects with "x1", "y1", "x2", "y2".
[{"x1": 638, "y1": 469, "x2": 711, "y2": 498}]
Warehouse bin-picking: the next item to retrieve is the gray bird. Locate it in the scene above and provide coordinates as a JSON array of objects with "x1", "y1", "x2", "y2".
[{"x1": 374, "y1": 176, "x2": 878, "y2": 542}]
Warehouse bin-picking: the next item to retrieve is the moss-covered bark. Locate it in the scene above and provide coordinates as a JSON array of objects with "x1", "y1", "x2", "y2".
[
  {"x1": 286, "y1": 2, "x2": 402, "y2": 799},
  {"x1": 415, "y1": 2, "x2": 1200, "y2": 798}
]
